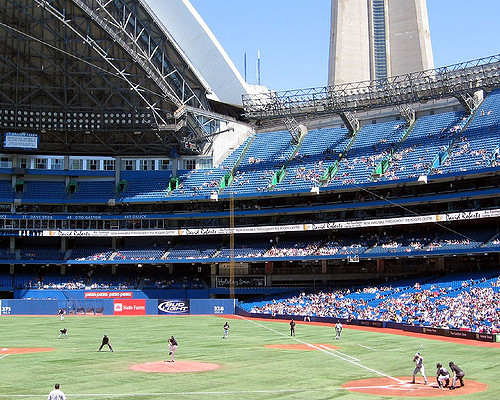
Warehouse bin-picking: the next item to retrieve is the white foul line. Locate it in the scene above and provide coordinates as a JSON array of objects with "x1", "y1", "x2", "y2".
[
  {"x1": 358, "y1": 344, "x2": 376, "y2": 351},
  {"x1": 319, "y1": 345, "x2": 360, "y2": 361},
  {"x1": 0, "y1": 354, "x2": 9, "y2": 360},
  {"x1": 238, "y1": 316, "x2": 402, "y2": 383}
]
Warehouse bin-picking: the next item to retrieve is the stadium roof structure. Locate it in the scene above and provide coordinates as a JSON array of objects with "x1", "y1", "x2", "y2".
[
  {"x1": 0, "y1": 0, "x2": 237, "y2": 156},
  {"x1": 145, "y1": 0, "x2": 250, "y2": 107},
  {"x1": 243, "y1": 54, "x2": 500, "y2": 133}
]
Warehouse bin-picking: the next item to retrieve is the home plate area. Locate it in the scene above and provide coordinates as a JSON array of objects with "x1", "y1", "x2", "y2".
[
  {"x1": 342, "y1": 377, "x2": 488, "y2": 397},
  {"x1": 130, "y1": 360, "x2": 221, "y2": 373}
]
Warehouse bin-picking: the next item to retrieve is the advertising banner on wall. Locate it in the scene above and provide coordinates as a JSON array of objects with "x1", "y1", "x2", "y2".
[
  {"x1": 113, "y1": 299, "x2": 146, "y2": 315},
  {"x1": 85, "y1": 291, "x2": 133, "y2": 299},
  {"x1": 157, "y1": 299, "x2": 190, "y2": 315},
  {"x1": 215, "y1": 276, "x2": 266, "y2": 288}
]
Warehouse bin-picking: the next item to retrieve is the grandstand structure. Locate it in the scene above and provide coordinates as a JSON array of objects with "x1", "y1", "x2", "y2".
[{"x1": 0, "y1": 1, "x2": 500, "y2": 303}]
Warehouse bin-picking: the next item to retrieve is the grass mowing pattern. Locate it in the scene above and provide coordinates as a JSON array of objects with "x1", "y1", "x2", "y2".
[{"x1": 0, "y1": 315, "x2": 498, "y2": 399}]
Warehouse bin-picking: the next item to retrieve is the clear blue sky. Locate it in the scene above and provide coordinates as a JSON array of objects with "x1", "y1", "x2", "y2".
[{"x1": 189, "y1": 0, "x2": 500, "y2": 92}]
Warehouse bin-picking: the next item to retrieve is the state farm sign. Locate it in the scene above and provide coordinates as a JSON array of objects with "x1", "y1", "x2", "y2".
[
  {"x1": 84, "y1": 291, "x2": 133, "y2": 299},
  {"x1": 113, "y1": 299, "x2": 146, "y2": 315}
]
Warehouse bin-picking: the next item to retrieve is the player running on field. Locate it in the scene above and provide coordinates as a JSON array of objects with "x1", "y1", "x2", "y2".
[{"x1": 412, "y1": 352, "x2": 428, "y2": 384}]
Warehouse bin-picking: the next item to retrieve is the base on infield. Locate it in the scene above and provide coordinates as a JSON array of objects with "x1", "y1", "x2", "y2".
[
  {"x1": 130, "y1": 361, "x2": 221, "y2": 373},
  {"x1": 0, "y1": 347, "x2": 54, "y2": 354},
  {"x1": 264, "y1": 343, "x2": 340, "y2": 351},
  {"x1": 342, "y1": 376, "x2": 488, "y2": 397}
]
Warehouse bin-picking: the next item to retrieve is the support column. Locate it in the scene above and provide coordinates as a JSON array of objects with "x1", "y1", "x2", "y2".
[
  {"x1": 437, "y1": 256, "x2": 445, "y2": 271},
  {"x1": 321, "y1": 259, "x2": 327, "y2": 274}
]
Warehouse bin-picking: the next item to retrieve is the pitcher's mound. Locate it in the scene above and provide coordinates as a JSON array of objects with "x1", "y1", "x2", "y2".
[
  {"x1": 343, "y1": 377, "x2": 488, "y2": 397},
  {"x1": 264, "y1": 343, "x2": 340, "y2": 351},
  {"x1": 0, "y1": 347, "x2": 54, "y2": 354},
  {"x1": 130, "y1": 361, "x2": 221, "y2": 373}
]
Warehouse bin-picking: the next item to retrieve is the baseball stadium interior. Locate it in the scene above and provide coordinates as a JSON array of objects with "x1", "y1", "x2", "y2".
[{"x1": 0, "y1": 0, "x2": 499, "y2": 339}]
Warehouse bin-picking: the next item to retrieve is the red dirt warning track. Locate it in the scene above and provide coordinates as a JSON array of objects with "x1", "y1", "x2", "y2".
[
  {"x1": 264, "y1": 343, "x2": 340, "y2": 351},
  {"x1": 0, "y1": 347, "x2": 54, "y2": 354},
  {"x1": 342, "y1": 377, "x2": 488, "y2": 397},
  {"x1": 130, "y1": 361, "x2": 220, "y2": 373}
]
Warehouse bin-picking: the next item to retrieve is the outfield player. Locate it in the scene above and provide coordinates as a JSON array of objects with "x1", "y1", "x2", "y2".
[
  {"x1": 57, "y1": 328, "x2": 68, "y2": 339},
  {"x1": 223, "y1": 322, "x2": 230, "y2": 339},
  {"x1": 335, "y1": 322, "x2": 343, "y2": 339},
  {"x1": 98, "y1": 335, "x2": 113, "y2": 352},
  {"x1": 448, "y1": 362, "x2": 465, "y2": 389},
  {"x1": 58, "y1": 309, "x2": 65, "y2": 321},
  {"x1": 435, "y1": 363, "x2": 450, "y2": 388},
  {"x1": 412, "y1": 352, "x2": 428, "y2": 384},
  {"x1": 47, "y1": 383, "x2": 66, "y2": 400},
  {"x1": 167, "y1": 335, "x2": 178, "y2": 362},
  {"x1": 289, "y1": 319, "x2": 296, "y2": 336}
]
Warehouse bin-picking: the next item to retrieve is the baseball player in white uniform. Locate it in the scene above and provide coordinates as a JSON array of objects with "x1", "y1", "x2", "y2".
[
  {"x1": 167, "y1": 336, "x2": 178, "y2": 362},
  {"x1": 412, "y1": 352, "x2": 428, "y2": 384},
  {"x1": 47, "y1": 383, "x2": 66, "y2": 400}
]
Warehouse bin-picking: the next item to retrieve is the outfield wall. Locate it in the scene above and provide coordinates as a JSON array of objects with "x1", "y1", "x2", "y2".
[
  {"x1": 0, "y1": 298, "x2": 235, "y2": 316},
  {"x1": 236, "y1": 308, "x2": 499, "y2": 343}
]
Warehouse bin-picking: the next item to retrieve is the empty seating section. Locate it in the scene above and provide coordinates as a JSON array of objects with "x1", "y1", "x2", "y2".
[
  {"x1": 275, "y1": 127, "x2": 349, "y2": 191},
  {"x1": 328, "y1": 120, "x2": 406, "y2": 187},
  {"x1": 3, "y1": 91, "x2": 500, "y2": 203},
  {"x1": 366, "y1": 233, "x2": 434, "y2": 254},
  {"x1": 0, "y1": 180, "x2": 15, "y2": 201},
  {"x1": 71, "y1": 181, "x2": 116, "y2": 203},
  {"x1": 218, "y1": 240, "x2": 271, "y2": 258},
  {"x1": 169, "y1": 138, "x2": 252, "y2": 198},
  {"x1": 219, "y1": 137, "x2": 252, "y2": 169},
  {"x1": 425, "y1": 228, "x2": 494, "y2": 252},
  {"x1": 70, "y1": 246, "x2": 113, "y2": 261},
  {"x1": 118, "y1": 171, "x2": 171, "y2": 201},
  {"x1": 20, "y1": 247, "x2": 64, "y2": 260},
  {"x1": 112, "y1": 246, "x2": 165, "y2": 261},
  {"x1": 0, "y1": 248, "x2": 15, "y2": 260},
  {"x1": 435, "y1": 89, "x2": 500, "y2": 174},
  {"x1": 167, "y1": 241, "x2": 219, "y2": 259},
  {"x1": 226, "y1": 131, "x2": 296, "y2": 194},
  {"x1": 22, "y1": 181, "x2": 67, "y2": 202},
  {"x1": 379, "y1": 112, "x2": 466, "y2": 181},
  {"x1": 170, "y1": 169, "x2": 224, "y2": 198}
]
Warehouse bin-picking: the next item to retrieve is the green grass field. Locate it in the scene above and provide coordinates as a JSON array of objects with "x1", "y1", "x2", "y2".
[{"x1": 0, "y1": 315, "x2": 499, "y2": 399}]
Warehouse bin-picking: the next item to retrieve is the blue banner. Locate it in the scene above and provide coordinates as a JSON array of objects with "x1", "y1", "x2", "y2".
[{"x1": 157, "y1": 299, "x2": 190, "y2": 315}]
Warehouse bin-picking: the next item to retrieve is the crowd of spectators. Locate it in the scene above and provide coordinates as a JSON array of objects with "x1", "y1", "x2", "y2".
[{"x1": 248, "y1": 274, "x2": 500, "y2": 334}]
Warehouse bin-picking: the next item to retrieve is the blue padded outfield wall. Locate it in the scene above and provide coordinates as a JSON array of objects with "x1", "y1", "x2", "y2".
[{"x1": 0, "y1": 297, "x2": 236, "y2": 316}]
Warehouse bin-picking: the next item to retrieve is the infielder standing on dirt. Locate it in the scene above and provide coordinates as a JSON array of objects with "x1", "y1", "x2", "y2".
[{"x1": 412, "y1": 352, "x2": 428, "y2": 384}]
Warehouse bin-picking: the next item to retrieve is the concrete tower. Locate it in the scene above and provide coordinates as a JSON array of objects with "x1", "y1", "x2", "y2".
[{"x1": 328, "y1": 0, "x2": 434, "y2": 85}]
